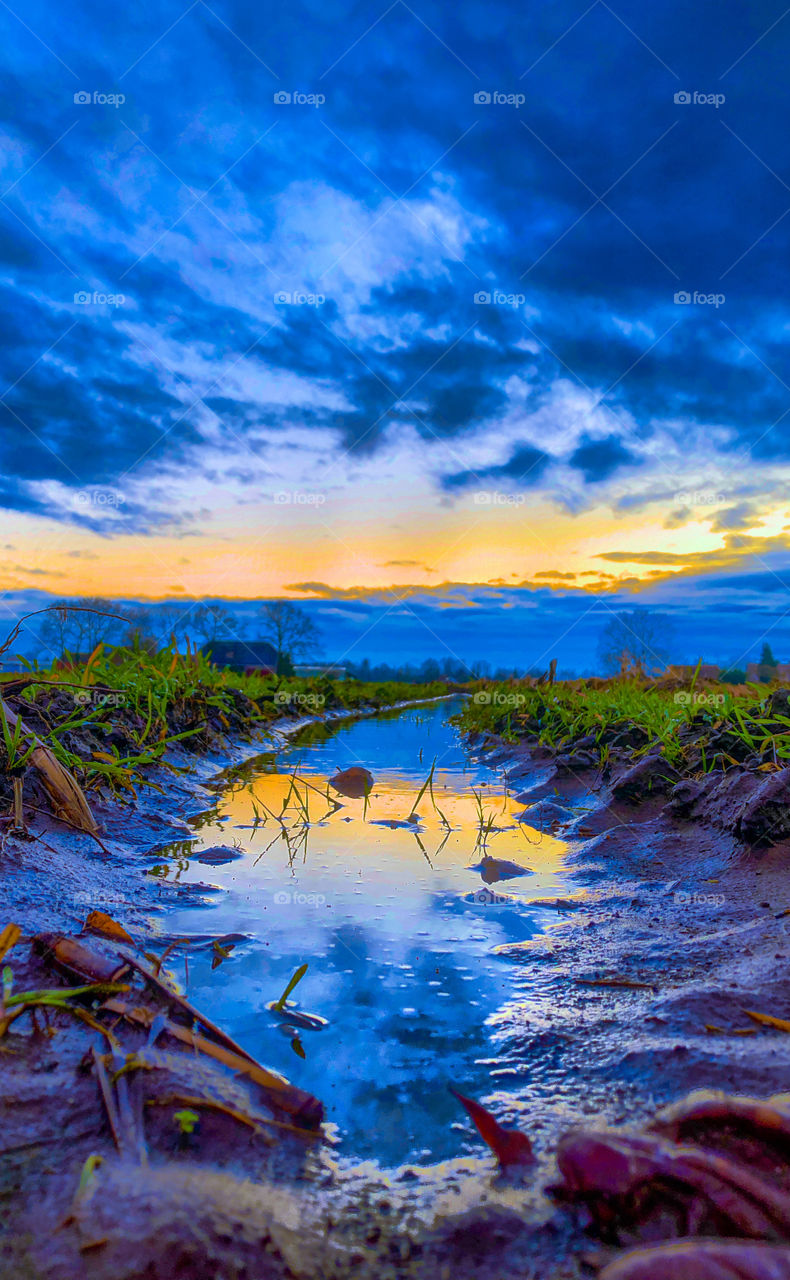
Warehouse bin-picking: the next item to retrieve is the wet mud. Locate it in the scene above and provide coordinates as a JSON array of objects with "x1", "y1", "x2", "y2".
[{"x1": 2, "y1": 701, "x2": 790, "y2": 1278}]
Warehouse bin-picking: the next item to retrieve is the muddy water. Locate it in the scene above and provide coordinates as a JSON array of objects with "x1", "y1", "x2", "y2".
[{"x1": 152, "y1": 699, "x2": 578, "y2": 1166}]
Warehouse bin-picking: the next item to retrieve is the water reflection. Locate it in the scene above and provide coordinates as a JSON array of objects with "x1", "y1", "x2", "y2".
[{"x1": 154, "y1": 699, "x2": 577, "y2": 1164}]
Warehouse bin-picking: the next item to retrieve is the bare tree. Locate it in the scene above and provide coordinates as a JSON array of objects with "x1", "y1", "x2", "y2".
[
  {"x1": 38, "y1": 597, "x2": 121, "y2": 658},
  {"x1": 258, "y1": 602, "x2": 321, "y2": 670},
  {"x1": 597, "y1": 610, "x2": 673, "y2": 676},
  {"x1": 38, "y1": 602, "x2": 71, "y2": 659},
  {"x1": 148, "y1": 605, "x2": 191, "y2": 648},
  {"x1": 187, "y1": 603, "x2": 239, "y2": 646},
  {"x1": 120, "y1": 605, "x2": 159, "y2": 652}
]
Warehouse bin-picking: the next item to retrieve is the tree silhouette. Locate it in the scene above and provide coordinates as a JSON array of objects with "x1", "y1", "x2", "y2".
[
  {"x1": 597, "y1": 610, "x2": 673, "y2": 676},
  {"x1": 259, "y1": 602, "x2": 321, "y2": 672}
]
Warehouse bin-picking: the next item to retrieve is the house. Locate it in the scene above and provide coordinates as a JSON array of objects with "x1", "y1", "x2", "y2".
[
  {"x1": 666, "y1": 663, "x2": 721, "y2": 681},
  {"x1": 745, "y1": 661, "x2": 790, "y2": 682},
  {"x1": 293, "y1": 663, "x2": 347, "y2": 680},
  {"x1": 201, "y1": 640, "x2": 278, "y2": 675}
]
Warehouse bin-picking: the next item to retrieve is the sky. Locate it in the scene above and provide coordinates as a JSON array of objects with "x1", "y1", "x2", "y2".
[{"x1": 2, "y1": 0, "x2": 790, "y2": 670}]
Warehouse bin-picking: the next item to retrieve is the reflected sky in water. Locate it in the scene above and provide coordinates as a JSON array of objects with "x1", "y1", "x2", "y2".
[{"x1": 155, "y1": 699, "x2": 574, "y2": 1165}]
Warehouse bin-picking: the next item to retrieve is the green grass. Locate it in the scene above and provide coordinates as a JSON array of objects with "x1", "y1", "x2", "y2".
[
  {"x1": 1, "y1": 642, "x2": 452, "y2": 801},
  {"x1": 453, "y1": 676, "x2": 790, "y2": 774}
]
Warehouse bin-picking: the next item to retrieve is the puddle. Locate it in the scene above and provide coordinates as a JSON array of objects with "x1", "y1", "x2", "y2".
[{"x1": 151, "y1": 699, "x2": 578, "y2": 1166}]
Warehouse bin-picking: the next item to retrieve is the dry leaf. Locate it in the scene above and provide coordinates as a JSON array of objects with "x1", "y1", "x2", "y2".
[
  {"x1": 0, "y1": 924, "x2": 21, "y2": 964},
  {"x1": 84, "y1": 911, "x2": 134, "y2": 946},
  {"x1": 745, "y1": 1009, "x2": 790, "y2": 1032}
]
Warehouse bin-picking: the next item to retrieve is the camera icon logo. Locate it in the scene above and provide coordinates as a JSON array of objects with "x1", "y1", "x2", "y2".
[
  {"x1": 273, "y1": 91, "x2": 292, "y2": 104},
  {"x1": 74, "y1": 90, "x2": 91, "y2": 104},
  {"x1": 474, "y1": 291, "x2": 491, "y2": 304},
  {"x1": 474, "y1": 91, "x2": 491, "y2": 104},
  {"x1": 674, "y1": 91, "x2": 691, "y2": 104},
  {"x1": 674, "y1": 291, "x2": 691, "y2": 304},
  {"x1": 274, "y1": 291, "x2": 291, "y2": 304},
  {"x1": 274, "y1": 491, "x2": 291, "y2": 505},
  {"x1": 473, "y1": 491, "x2": 491, "y2": 505},
  {"x1": 74, "y1": 291, "x2": 91, "y2": 304},
  {"x1": 274, "y1": 690, "x2": 291, "y2": 705},
  {"x1": 476, "y1": 887, "x2": 499, "y2": 903},
  {"x1": 273, "y1": 891, "x2": 291, "y2": 904}
]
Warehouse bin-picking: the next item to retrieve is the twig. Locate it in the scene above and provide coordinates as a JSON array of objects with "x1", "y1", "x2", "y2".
[
  {"x1": 91, "y1": 1047, "x2": 123, "y2": 1152},
  {"x1": 23, "y1": 805, "x2": 112, "y2": 856},
  {"x1": 0, "y1": 606, "x2": 130, "y2": 662},
  {"x1": 117, "y1": 951, "x2": 260, "y2": 1063}
]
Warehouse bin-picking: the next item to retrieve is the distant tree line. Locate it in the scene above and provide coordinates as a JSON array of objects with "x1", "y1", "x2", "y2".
[
  {"x1": 596, "y1": 612, "x2": 787, "y2": 684},
  {"x1": 32, "y1": 598, "x2": 322, "y2": 674},
  {"x1": 719, "y1": 643, "x2": 783, "y2": 685},
  {"x1": 345, "y1": 657, "x2": 546, "y2": 683},
  {"x1": 26, "y1": 599, "x2": 785, "y2": 685}
]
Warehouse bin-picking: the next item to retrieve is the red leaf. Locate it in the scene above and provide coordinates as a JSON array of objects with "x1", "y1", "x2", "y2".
[{"x1": 449, "y1": 1086, "x2": 534, "y2": 1168}]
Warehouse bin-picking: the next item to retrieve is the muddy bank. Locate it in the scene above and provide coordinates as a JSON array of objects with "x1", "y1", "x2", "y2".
[
  {"x1": 474, "y1": 727, "x2": 790, "y2": 1105},
  {"x1": 4, "y1": 696, "x2": 790, "y2": 1280},
  {"x1": 0, "y1": 695, "x2": 588, "y2": 1280},
  {"x1": 459, "y1": 726, "x2": 790, "y2": 1272},
  {"x1": 0, "y1": 694, "x2": 454, "y2": 939}
]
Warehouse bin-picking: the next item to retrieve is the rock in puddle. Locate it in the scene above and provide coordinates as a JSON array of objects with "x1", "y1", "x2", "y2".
[
  {"x1": 193, "y1": 844, "x2": 245, "y2": 865},
  {"x1": 470, "y1": 854, "x2": 532, "y2": 883},
  {"x1": 518, "y1": 800, "x2": 575, "y2": 827},
  {"x1": 329, "y1": 766, "x2": 374, "y2": 798}
]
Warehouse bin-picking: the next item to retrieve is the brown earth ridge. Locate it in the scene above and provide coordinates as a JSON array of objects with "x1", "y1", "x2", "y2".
[{"x1": 3, "y1": 689, "x2": 790, "y2": 1278}]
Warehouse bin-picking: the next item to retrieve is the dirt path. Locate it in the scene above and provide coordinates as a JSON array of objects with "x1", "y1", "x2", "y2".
[{"x1": 3, "y1": 713, "x2": 790, "y2": 1279}]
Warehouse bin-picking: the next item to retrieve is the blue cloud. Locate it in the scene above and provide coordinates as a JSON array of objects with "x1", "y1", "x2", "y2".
[{"x1": 0, "y1": 0, "x2": 788, "y2": 564}]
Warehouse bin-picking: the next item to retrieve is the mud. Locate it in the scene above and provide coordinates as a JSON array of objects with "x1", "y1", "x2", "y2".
[{"x1": 2, "y1": 702, "x2": 790, "y2": 1278}]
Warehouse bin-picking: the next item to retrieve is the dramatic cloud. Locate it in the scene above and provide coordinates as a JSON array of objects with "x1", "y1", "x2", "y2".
[{"x1": 1, "y1": 0, "x2": 790, "y2": 656}]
